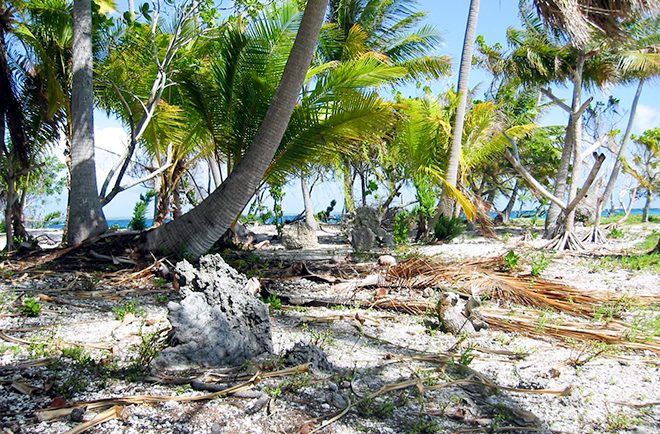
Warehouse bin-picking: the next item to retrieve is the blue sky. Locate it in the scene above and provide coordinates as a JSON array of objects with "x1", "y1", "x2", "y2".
[{"x1": 44, "y1": 0, "x2": 660, "y2": 220}]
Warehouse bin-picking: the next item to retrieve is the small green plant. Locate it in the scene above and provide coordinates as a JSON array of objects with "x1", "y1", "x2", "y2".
[
  {"x1": 592, "y1": 297, "x2": 636, "y2": 322},
  {"x1": 61, "y1": 345, "x2": 93, "y2": 367},
  {"x1": 502, "y1": 250, "x2": 520, "y2": 272},
  {"x1": 113, "y1": 300, "x2": 145, "y2": 321},
  {"x1": 605, "y1": 410, "x2": 640, "y2": 432},
  {"x1": 263, "y1": 294, "x2": 282, "y2": 310},
  {"x1": 153, "y1": 277, "x2": 167, "y2": 289},
  {"x1": 128, "y1": 327, "x2": 165, "y2": 373},
  {"x1": 155, "y1": 294, "x2": 169, "y2": 304},
  {"x1": 433, "y1": 215, "x2": 465, "y2": 242},
  {"x1": 79, "y1": 273, "x2": 101, "y2": 291},
  {"x1": 0, "y1": 343, "x2": 22, "y2": 355},
  {"x1": 355, "y1": 396, "x2": 396, "y2": 419},
  {"x1": 457, "y1": 343, "x2": 476, "y2": 366},
  {"x1": 393, "y1": 210, "x2": 411, "y2": 245},
  {"x1": 20, "y1": 297, "x2": 42, "y2": 317},
  {"x1": 129, "y1": 191, "x2": 155, "y2": 231},
  {"x1": 109, "y1": 223, "x2": 122, "y2": 232},
  {"x1": 501, "y1": 232, "x2": 512, "y2": 243},
  {"x1": 316, "y1": 199, "x2": 337, "y2": 222},
  {"x1": 408, "y1": 417, "x2": 440, "y2": 434},
  {"x1": 608, "y1": 227, "x2": 625, "y2": 239},
  {"x1": 264, "y1": 384, "x2": 283, "y2": 399},
  {"x1": 530, "y1": 252, "x2": 552, "y2": 277}
]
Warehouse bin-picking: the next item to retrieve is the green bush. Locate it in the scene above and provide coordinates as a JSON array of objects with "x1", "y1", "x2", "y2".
[
  {"x1": 433, "y1": 215, "x2": 465, "y2": 241},
  {"x1": 129, "y1": 191, "x2": 155, "y2": 231},
  {"x1": 502, "y1": 250, "x2": 520, "y2": 272},
  {"x1": 393, "y1": 210, "x2": 411, "y2": 245}
]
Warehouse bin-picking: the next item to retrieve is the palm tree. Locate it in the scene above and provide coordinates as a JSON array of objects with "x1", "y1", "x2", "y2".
[
  {"x1": 67, "y1": 0, "x2": 107, "y2": 245},
  {"x1": 438, "y1": 0, "x2": 480, "y2": 218},
  {"x1": 587, "y1": 17, "x2": 660, "y2": 241},
  {"x1": 145, "y1": 0, "x2": 656, "y2": 256},
  {"x1": 145, "y1": 0, "x2": 329, "y2": 256}
]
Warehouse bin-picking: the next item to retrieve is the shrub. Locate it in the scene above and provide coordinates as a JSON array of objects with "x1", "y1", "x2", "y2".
[
  {"x1": 531, "y1": 253, "x2": 552, "y2": 277},
  {"x1": 393, "y1": 210, "x2": 411, "y2": 245},
  {"x1": 129, "y1": 191, "x2": 155, "y2": 231},
  {"x1": 20, "y1": 297, "x2": 42, "y2": 317},
  {"x1": 502, "y1": 250, "x2": 520, "y2": 272},
  {"x1": 433, "y1": 215, "x2": 465, "y2": 241}
]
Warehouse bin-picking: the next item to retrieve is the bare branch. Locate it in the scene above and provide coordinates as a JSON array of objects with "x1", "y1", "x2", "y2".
[
  {"x1": 541, "y1": 88, "x2": 571, "y2": 113},
  {"x1": 565, "y1": 153, "x2": 606, "y2": 215},
  {"x1": 504, "y1": 148, "x2": 566, "y2": 209}
]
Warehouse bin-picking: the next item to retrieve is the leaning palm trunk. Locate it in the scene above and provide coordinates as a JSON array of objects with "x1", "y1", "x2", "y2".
[
  {"x1": 67, "y1": 0, "x2": 107, "y2": 245},
  {"x1": 587, "y1": 79, "x2": 644, "y2": 243},
  {"x1": 145, "y1": 0, "x2": 329, "y2": 257},
  {"x1": 437, "y1": 0, "x2": 480, "y2": 219}
]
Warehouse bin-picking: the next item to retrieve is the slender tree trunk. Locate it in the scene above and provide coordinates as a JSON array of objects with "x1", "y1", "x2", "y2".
[
  {"x1": 341, "y1": 159, "x2": 355, "y2": 213},
  {"x1": 67, "y1": 0, "x2": 108, "y2": 245},
  {"x1": 301, "y1": 175, "x2": 317, "y2": 229},
  {"x1": 145, "y1": 0, "x2": 329, "y2": 257},
  {"x1": 545, "y1": 55, "x2": 585, "y2": 238},
  {"x1": 207, "y1": 156, "x2": 223, "y2": 188},
  {"x1": 360, "y1": 171, "x2": 367, "y2": 207},
  {"x1": 438, "y1": 0, "x2": 480, "y2": 217},
  {"x1": 11, "y1": 194, "x2": 28, "y2": 242},
  {"x1": 642, "y1": 190, "x2": 652, "y2": 222},
  {"x1": 503, "y1": 180, "x2": 519, "y2": 223},
  {"x1": 4, "y1": 172, "x2": 15, "y2": 251},
  {"x1": 593, "y1": 79, "x2": 644, "y2": 232}
]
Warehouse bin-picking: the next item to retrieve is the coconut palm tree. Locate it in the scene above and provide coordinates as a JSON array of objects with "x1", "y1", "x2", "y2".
[
  {"x1": 145, "y1": 0, "x2": 656, "y2": 256},
  {"x1": 145, "y1": 0, "x2": 329, "y2": 256},
  {"x1": 67, "y1": 0, "x2": 107, "y2": 245},
  {"x1": 587, "y1": 17, "x2": 660, "y2": 241}
]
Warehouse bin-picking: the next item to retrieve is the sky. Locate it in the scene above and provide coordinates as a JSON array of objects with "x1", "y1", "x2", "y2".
[{"x1": 42, "y1": 0, "x2": 660, "y2": 220}]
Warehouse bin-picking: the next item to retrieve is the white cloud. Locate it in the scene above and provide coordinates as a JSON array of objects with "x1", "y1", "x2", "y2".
[
  {"x1": 633, "y1": 104, "x2": 660, "y2": 134},
  {"x1": 95, "y1": 126, "x2": 129, "y2": 187}
]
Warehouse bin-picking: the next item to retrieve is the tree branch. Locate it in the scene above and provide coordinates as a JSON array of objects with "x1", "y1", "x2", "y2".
[
  {"x1": 564, "y1": 152, "x2": 606, "y2": 215},
  {"x1": 504, "y1": 148, "x2": 566, "y2": 209}
]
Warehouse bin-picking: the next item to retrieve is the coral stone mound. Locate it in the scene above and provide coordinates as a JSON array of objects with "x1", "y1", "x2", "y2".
[{"x1": 153, "y1": 254, "x2": 272, "y2": 369}]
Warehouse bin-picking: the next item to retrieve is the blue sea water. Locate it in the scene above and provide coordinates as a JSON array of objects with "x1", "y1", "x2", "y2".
[{"x1": 45, "y1": 208, "x2": 659, "y2": 229}]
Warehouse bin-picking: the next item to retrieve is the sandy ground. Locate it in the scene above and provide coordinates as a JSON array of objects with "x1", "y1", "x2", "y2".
[{"x1": 0, "y1": 222, "x2": 658, "y2": 434}]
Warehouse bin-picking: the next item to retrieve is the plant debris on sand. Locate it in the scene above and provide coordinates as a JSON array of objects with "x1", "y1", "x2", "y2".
[{"x1": 0, "y1": 223, "x2": 658, "y2": 433}]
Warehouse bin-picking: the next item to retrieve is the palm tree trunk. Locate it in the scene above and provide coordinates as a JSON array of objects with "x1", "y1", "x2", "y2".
[
  {"x1": 592, "y1": 79, "x2": 644, "y2": 232},
  {"x1": 341, "y1": 158, "x2": 355, "y2": 213},
  {"x1": 642, "y1": 190, "x2": 652, "y2": 223},
  {"x1": 301, "y1": 175, "x2": 317, "y2": 229},
  {"x1": 438, "y1": 0, "x2": 480, "y2": 217},
  {"x1": 67, "y1": 0, "x2": 108, "y2": 245},
  {"x1": 207, "y1": 156, "x2": 223, "y2": 188},
  {"x1": 146, "y1": 0, "x2": 329, "y2": 257}
]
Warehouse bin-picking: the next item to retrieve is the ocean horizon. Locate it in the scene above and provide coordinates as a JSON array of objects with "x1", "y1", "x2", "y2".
[{"x1": 43, "y1": 207, "x2": 660, "y2": 230}]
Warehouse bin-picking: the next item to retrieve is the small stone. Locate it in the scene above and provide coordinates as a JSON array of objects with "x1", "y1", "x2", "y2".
[
  {"x1": 70, "y1": 407, "x2": 86, "y2": 422},
  {"x1": 377, "y1": 255, "x2": 397, "y2": 267},
  {"x1": 282, "y1": 222, "x2": 318, "y2": 250}
]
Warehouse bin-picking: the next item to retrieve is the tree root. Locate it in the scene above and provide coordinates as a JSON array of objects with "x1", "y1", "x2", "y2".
[
  {"x1": 582, "y1": 227, "x2": 607, "y2": 244},
  {"x1": 546, "y1": 231, "x2": 584, "y2": 251}
]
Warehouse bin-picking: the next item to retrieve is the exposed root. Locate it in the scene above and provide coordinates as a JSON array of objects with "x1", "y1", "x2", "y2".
[
  {"x1": 582, "y1": 227, "x2": 607, "y2": 244},
  {"x1": 546, "y1": 231, "x2": 584, "y2": 251}
]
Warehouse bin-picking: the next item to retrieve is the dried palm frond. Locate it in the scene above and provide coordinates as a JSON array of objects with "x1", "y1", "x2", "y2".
[
  {"x1": 386, "y1": 256, "x2": 658, "y2": 318},
  {"x1": 481, "y1": 308, "x2": 660, "y2": 353},
  {"x1": 533, "y1": 0, "x2": 660, "y2": 46}
]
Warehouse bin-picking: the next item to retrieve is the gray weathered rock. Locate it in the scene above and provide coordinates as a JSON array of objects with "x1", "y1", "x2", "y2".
[
  {"x1": 349, "y1": 207, "x2": 394, "y2": 250},
  {"x1": 153, "y1": 255, "x2": 272, "y2": 369},
  {"x1": 282, "y1": 221, "x2": 318, "y2": 250}
]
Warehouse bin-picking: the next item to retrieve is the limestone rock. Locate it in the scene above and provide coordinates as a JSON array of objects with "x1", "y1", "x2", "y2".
[
  {"x1": 282, "y1": 221, "x2": 318, "y2": 250},
  {"x1": 349, "y1": 207, "x2": 394, "y2": 250},
  {"x1": 153, "y1": 254, "x2": 272, "y2": 369}
]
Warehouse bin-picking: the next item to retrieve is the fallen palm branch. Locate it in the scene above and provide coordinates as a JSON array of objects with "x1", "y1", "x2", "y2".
[
  {"x1": 387, "y1": 256, "x2": 658, "y2": 318},
  {"x1": 63, "y1": 406, "x2": 124, "y2": 434},
  {"x1": 481, "y1": 308, "x2": 660, "y2": 353},
  {"x1": 0, "y1": 330, "x2": 113, "y2": 351},
  {"x1": 36, "y1": 364, "x2": 310, "y2": 423}
]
